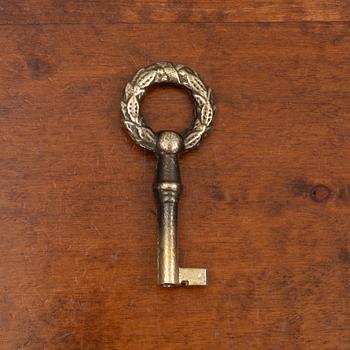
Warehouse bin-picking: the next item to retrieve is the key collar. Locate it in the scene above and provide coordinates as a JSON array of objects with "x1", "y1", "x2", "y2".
[{"x1": 156, "y1": 131, "x2": 184, "y2": 155}]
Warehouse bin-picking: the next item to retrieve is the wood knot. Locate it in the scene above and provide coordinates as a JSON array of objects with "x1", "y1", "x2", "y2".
[{"x1": 309, "y1": 184, "x2": 331, "y2": 202}]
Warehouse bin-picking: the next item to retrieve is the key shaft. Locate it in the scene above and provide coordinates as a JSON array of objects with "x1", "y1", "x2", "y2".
[
  {"x1": 154, "y1": 153, "x2": 181, "y2": 286},
  {"x1": 154, "y1": 131, "x2": 207, "y2": 287}
]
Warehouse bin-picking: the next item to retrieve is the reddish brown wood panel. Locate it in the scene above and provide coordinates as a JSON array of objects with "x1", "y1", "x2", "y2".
[
  {"x1": 0, "y1": 10, "x2": 350, "y2": 350},
  {"x1": 0, "y1": 0, "x2": 349, "y2": 24}
]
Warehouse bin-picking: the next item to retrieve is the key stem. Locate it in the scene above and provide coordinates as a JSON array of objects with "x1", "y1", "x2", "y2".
[
  {"x1": 154, "y1": 152, "x2": 181, "y2": 286},
  {"x1": 153, "y1": 131, "x2": 207, "y2": 287}
]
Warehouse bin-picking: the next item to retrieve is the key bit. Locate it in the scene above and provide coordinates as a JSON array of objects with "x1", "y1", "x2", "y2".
[{"x1": 121, "y1": 62, "x2": 215, "y2": 287}]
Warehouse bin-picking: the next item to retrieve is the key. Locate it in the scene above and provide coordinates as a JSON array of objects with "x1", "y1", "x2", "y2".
[{"x1": 121, "y1": 62, "x2": 215, "y2": 287}]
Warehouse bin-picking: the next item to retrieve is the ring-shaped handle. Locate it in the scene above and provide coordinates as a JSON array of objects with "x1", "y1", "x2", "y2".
[{"x1": 121, "y1": 62, "x2": 215, "y2": 152}]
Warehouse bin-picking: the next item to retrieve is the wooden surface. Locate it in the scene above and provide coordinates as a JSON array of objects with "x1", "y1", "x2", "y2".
[
  {"x1": 0, "y1": 1, "x2": 350, "y2": 23},
  {"x1": 1, "y1": 2, "x2": 350, "y2": 349}
]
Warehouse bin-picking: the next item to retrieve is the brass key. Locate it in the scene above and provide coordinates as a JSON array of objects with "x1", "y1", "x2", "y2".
[{"x1": 121, "y1": 62, "x2": 215, "y2": 287}]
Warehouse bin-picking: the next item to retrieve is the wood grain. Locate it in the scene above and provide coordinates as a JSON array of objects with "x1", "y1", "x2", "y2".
[
  {"x1": 0, "y1": 3, "x2": 350, "y2": 350},
  {"x1": 0, "y1": 1, "x2": 349, "y2": 24}
]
